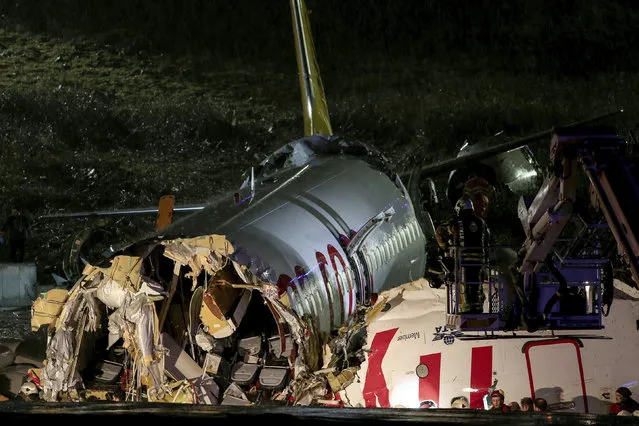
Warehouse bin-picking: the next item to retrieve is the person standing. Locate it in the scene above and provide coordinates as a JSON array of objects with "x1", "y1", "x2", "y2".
[
  {"x1": 455, "y1": 198, "x2": 489, "y2": 313},
  {"x1": 1, "y1": 207, "x2": 30, "y2": 262}
]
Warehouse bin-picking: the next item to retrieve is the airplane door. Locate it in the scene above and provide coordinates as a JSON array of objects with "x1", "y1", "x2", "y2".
[{"x1": 523, "y1": 339, "x2": 589, "y2": 413}]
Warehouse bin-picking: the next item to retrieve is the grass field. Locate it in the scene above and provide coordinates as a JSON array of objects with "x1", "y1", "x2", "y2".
[{"x1": 0, "y1": 18, "x2": 636, "y2": 283}]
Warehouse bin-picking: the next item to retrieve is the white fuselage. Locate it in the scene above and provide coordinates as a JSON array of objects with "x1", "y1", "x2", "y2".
[{"x1": 341, "y1": 278, "x2": 639, "y2": 414}]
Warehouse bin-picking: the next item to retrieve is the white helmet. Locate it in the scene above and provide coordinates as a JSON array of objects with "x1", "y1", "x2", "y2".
[{"x1": 20, "y1": 381, "x2": 38, "y2": 396}]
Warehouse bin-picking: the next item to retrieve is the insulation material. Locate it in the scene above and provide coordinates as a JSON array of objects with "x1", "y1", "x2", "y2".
[
  {"x1": 168, "y1": 235, "x2": 235, "y2": 255},
  {"x1": 283, "y1": 372, "x2": 330, "y2": 406},
  {"x1": 41, "y1": 328, "x2": 79, "y2": 400},
  {"x1": 79, "y1": 289, "x2": 102, "y2": 333},
  {"x1": 124, "y1": 294, "x2": 165, "y2": 391},
  {"x1": 31, "y1": 267, "x2": 99, "y2": 333},
  {"x1": 137, "y1": 276, "x2": 167, "y2": 299},
  {"x1": 200, "y1": 286, "x2": 251, "y2": 339},
  {"x1": 107, "y1": 307, "x2": 126, "y2": 349},
  {"x1": 232, "y1": 261, "x2": 255, "y2": 284},
  {"x1": 95, "y1": 278, "x2": 132, "y2": 309},
  {"x1": 95, "y1": 255, "x2": 144, "y2": 293},
  {"x1": 161, "y1": 235, "x2": 234, "y2": 279},
  {"x1": 124, "y1": 295, "x2": 159, "y2": 365},
  {"x1": 31, "y1": 288, "x2": 69, "y2": 332},
  {"x1": 150, "y1": 380, "x2": 197, "y2": 404},
  {"x1": 327, "y1": 367, "x2": 358, "y2": 393},
  {"x1": 41, "y1": 288, "x2": 104, "y2": 400},
  {"x1": 194, "y1": 329, "x2": 216, "y2": 352}
]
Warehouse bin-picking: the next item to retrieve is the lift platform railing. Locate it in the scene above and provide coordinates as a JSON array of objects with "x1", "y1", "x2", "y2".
[
  {"x1": 446, "y1": 245, "x2": 507, "y2": 331},
  {"x1": 445, "y1": 246, "x2": 606, "y2": 332}
]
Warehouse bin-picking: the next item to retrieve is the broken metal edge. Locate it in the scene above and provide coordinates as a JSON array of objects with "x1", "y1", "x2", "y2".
[{"x1": 25, "y1": 233, "x2": 365, "y2": 407}]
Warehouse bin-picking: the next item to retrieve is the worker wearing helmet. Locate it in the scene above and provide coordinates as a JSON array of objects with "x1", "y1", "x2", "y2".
[
  {"x1": 462, "y1": 175, "x2": 523, "y2": 327},
  {"x1": 432, "y1": 177, "x2": 494, "y2": 292},
  {"x1": 462, "y1": 176, "x2": 496, "y2": 219},
  {"x1": 489, "y1": 389, "x2": 511, "y2": 412},
  {"x1": 455, "y1": 198, "x2": 488, "y2": 313}
]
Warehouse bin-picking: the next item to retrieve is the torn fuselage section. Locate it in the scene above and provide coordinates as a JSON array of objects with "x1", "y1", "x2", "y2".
[{"x1": 32, "y1": 234, "x2": 332, "y2": 405}]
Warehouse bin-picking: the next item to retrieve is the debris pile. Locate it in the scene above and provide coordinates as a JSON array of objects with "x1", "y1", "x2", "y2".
[{"x1": 23, "y1": 234, "x2": 371, "y2": 406}]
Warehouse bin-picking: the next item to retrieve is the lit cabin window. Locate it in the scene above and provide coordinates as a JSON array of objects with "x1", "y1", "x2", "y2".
[
  {"x1": 410, "y1": 221, "x2": 419, "y2": 241},
  {"x1": 384, "y1": 240, "x2": 392, "y2": 262},
  {"x1": 373, "y1": 246, "x2": 382, "y2": 271},
  {"x1": 365, "y1": 249, "x2": 377, "y2": 272},
  {"x1": 402, "y1": 225, "x2": 413, "y2": 247},
  {"x1": 406, "y1": 223, "x2": 415, "y2": 243},
  {"x1": 392, "y1": 233, "x2": 401, "y2": 253}
]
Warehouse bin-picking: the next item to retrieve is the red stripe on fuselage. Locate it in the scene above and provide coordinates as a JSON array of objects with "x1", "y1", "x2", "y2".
[
  {"x1": 470, "y1": 346, "x2": 493, "y2": 409},
  {"x1": 276, "y1": 274, "x2": 293, "y2": 297},
  {"x1": 362, "y1": 328, "x2": 398, "y2": 407},
  {"x1": 328, "y1": 244, "x2": 352, "y2": 319},
  {"x1": 419, "y1": 353, "x2": 442, "y2": 407},
  {"x1": 315, "y1": 251, "x2": 335, "y2": 328}
]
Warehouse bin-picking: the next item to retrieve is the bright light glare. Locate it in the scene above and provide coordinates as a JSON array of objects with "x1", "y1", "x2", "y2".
[
  {"x1": 515, "y1": 170, "x2": 538, "y2": 180},
  {"x1": 389, "y1": 377, "x2": 419, "y2": 408}
]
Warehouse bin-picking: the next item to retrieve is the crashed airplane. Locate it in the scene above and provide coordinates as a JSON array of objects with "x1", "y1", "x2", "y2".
[
  {"x1": 3, "y1": 0, "x2": 637, "y2": 416},
  {"x1": 20, "y1": 0, "x2": 428, "y2": 405},
  {"x1": 31, "y1": 234, "x2": 347, "y2": 404}
]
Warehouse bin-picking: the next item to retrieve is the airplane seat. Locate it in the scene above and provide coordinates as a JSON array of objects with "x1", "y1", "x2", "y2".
[
  {"x1": 258, "y1": 366, "x2": 289, "y2": 391},
  {"x1": 230, "y1": 361, "x2": 261, "y2": 386},
  {"x1": 227, "y1": 333, "x2": 294, "y2": 398}
]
